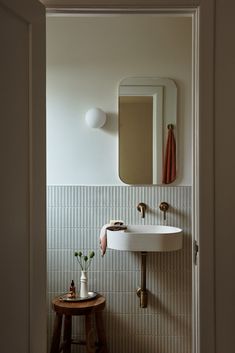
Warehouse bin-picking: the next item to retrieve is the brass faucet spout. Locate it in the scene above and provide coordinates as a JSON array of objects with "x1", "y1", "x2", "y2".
[{"x1": 137, "y1": 202, "x2": 147, "y2": 218}]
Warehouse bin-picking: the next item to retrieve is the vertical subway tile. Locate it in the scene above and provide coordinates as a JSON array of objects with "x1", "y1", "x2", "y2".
[{"x1": 47, "y1": 185, "x2": 192, "y2": 353}]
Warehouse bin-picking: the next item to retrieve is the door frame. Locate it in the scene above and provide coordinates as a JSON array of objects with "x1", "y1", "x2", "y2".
[
  {"x1": 0, "y1": 1, "x2": 46, "y2": 353},
  {"x1": 44, "y1": 2, "x2": 215, "y2": 353}
]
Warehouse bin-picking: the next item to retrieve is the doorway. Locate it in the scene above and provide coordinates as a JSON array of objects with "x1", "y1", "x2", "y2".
[{"x1": 46, "y1": 10, "x2": 199, "y2": 353}]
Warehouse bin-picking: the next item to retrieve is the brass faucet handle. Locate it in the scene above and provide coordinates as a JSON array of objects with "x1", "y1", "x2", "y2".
[
  {"x1": 159, "y1": 202, "x2": 169, "y2": 220},
  {"x1": 137, "y1": 202, "x2": 147, "y2": 219}
]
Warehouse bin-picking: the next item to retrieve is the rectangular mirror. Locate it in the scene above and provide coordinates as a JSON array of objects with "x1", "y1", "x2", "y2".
[{"x1": 118, "y1": 77, "x2": 177, "y2": 185}]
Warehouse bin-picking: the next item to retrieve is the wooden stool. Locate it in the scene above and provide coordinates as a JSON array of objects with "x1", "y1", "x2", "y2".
[{"x1": 50, "y1": 294, "x2": 108, "y2": 353}]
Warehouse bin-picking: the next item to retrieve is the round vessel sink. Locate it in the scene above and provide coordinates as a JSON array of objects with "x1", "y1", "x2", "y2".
[{"x1": 107, "y1": 225, "x2": 183, "y2": 252}]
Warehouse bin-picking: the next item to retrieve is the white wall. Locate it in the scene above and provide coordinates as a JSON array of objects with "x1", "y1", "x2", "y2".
[{"x1": 46, "y1": 15, "x2": 192, "y2": 185}]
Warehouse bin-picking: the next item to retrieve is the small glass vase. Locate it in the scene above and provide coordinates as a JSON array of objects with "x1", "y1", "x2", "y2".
[{"x1": 80, "y1": 270, "x2": 88, "y2": 298}]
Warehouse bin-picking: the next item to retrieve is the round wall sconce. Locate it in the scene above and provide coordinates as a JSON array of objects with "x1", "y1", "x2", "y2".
[{"x1": 85, "y1": 108, "x2": 107, "y2": 128}]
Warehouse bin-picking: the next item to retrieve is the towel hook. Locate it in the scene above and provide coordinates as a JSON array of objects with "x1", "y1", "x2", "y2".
[{"x1": 167, "y1": 124, "x2": 174, "y2": 130}]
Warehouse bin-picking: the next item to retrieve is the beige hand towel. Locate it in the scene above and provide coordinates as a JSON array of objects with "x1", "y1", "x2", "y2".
[{"x1": 99, "y1": 220, "x2": 126, "y2": 256}]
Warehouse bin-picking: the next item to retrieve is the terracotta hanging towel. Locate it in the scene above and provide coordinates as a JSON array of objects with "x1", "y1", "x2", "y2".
[{"x1": 162, "y1": 124, "x2": 176, "y2": 184}]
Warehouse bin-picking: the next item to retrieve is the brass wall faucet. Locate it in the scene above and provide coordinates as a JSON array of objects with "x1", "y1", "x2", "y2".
[
  {"x1": 137, "y1": 202, "x2": 147, "y2": 218},
  {"x1": 159, "y1": 202, "x2": 169, "y2": 220}
]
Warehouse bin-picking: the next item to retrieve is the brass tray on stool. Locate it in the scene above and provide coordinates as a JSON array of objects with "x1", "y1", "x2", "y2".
[{"x1": 59, "y1": 291, "x2": 98, "y2": 302}]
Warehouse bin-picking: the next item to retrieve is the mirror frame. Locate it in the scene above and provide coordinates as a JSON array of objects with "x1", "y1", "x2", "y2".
[{"x1": 118, "y1": 77, "x2": 177, "y2": 184}]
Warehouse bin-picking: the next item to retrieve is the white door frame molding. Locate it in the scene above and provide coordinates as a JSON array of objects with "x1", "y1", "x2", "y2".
[{"x1": 43, "y1": 2, "x2": 215, "y2": 353}]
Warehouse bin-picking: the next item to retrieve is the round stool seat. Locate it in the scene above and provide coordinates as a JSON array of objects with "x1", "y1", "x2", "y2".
[
  {"x1": 52, "y1": 294, "x2": 106, "y2": 316},
  {"x1": 50, "y1": 293, "x2": 108, "y2": 353}
]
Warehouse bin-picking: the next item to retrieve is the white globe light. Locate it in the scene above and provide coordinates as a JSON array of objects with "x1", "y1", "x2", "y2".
[{"x1": 85, "y1": 108, "x2": 107, "y2": 128}]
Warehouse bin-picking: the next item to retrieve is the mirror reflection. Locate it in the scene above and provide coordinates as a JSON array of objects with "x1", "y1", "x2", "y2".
[{"x1": 118, "y1": 77, "x2": 177, "y2": 185}]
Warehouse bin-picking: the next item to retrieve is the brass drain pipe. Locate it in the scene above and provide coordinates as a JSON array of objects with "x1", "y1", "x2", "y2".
[{"x1": 136, "y1": 252, "x2": 148, "y2": 308}]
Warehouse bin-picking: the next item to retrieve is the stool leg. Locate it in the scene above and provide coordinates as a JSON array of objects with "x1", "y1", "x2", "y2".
[
  {"x1": 95, "y1": 312, "x2": 108, "y2": 353},
  {"x1": 85, "y1": 314, "x2": 96, "y2": 353},
  {"x1": 50, "y1": 313, "x2": 62, "y2": 353},
  {"x1": 63, "y1": 315, "x2": 72, "y2": 353}
]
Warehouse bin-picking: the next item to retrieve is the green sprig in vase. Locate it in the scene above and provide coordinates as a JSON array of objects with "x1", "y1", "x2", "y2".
[{"x1": 74, "y1": 251, "x2": 95, "y2": 298}]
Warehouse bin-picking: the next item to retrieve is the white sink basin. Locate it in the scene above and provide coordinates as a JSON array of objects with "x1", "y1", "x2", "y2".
[{"x1": 107, "y1": 225, "x2": 183, "y2": 252}]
